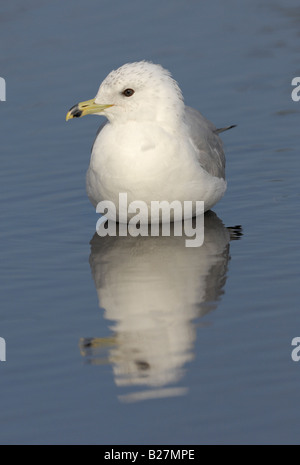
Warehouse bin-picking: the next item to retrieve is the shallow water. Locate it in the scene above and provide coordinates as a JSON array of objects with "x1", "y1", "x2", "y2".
[{"x1": 0, "y1": 0, "x2": 300, "y2": 445}]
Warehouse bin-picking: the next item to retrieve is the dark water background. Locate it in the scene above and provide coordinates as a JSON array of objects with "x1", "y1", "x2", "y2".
[{"x1": 0, "y1": 0, "x2": 299, "y2": 444}]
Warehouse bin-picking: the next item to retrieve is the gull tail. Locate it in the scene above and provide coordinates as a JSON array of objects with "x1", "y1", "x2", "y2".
[
  {"x1": 227, "y1": 225, "x2": 243, "y2": 241},
  {"x1": 214, "y1": 124, "x2": 237, "y2": 134}
]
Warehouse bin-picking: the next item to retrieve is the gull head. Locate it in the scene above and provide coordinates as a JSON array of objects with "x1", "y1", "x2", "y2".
[{"x1": 66, "y1": 61, "x2": 184, "y2": 124}]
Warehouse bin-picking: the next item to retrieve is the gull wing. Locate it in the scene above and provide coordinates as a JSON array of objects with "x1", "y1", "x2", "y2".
[{"x1": 184, "y1": 106, "x2": 230, "y2": 179}]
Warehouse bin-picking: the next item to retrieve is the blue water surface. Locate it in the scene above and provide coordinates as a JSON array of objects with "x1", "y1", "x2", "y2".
[{"x1": 0, "y1": 0, "x2": 299, "y2": 445}]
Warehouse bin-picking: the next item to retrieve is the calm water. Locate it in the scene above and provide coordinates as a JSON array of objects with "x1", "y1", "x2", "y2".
[{"x1": 0, "y1": 0, "x2": 300, "y2": 445}]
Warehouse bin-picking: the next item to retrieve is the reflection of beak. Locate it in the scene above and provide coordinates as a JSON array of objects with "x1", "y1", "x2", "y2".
[{"x1": 66, "y1": 98, "x2": 113, "y2": 121}]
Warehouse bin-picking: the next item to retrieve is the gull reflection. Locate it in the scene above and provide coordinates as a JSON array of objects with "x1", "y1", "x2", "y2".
[{"x1": 80, "y1": 212, "x2": 242, "y2": 402}]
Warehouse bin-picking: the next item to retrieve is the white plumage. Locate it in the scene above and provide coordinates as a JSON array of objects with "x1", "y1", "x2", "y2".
[{"x1": 67, "y1": 61, "x2": 233, "y2": 221}]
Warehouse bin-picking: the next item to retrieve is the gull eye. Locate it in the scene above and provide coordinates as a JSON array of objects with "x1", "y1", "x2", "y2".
[{"x1": 122, "y1": 88, "x2": 135, "y2": 97}]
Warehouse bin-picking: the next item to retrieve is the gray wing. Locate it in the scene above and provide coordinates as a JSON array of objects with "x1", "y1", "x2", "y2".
[{"x1": 184, "y1": 106, "x2": 226, "y2": 179}]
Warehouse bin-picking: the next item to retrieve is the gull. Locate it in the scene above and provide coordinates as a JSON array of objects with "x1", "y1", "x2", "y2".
[{"x1": 66, "y1": 61, "x2": 235, "y2": 221}]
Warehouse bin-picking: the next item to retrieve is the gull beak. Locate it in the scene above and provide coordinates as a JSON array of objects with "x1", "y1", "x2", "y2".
[{"x1": 66, "y1": 98, "x2": 114, "y2": 121}]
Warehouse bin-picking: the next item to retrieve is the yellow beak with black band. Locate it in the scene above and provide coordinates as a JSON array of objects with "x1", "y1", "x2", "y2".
[{"x1": 66, "y1": 98, "x2": 113, "y2": 121}]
